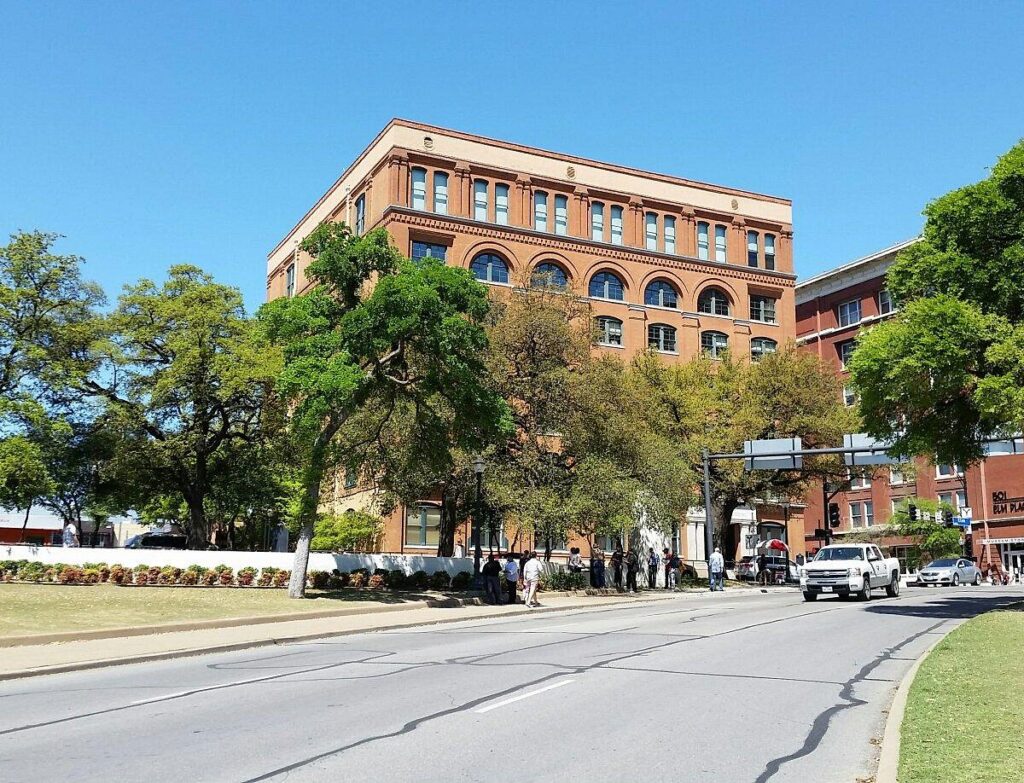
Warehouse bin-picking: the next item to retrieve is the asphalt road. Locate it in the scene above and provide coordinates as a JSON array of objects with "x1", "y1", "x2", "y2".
[{"x1": 2, "y1": 584, "x2": 1022, "y2": 783}]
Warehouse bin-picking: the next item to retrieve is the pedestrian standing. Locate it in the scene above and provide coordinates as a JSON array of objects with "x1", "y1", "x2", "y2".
[
  {"x1": 523, "y1": 552, "x2": 543, "y2": 608},
  {"x1": 482, "y1": 554, "x2": 502, "y2": 604},
  {"x1": 757, "y1": 551, "x2": 768, "y2": 586},
  {"x1": 625, "y1": 548, "x2": 639, "y2": 592},
  {"x1": 647, "y1": 547, "x2": 659, "y2": 589},
  {"x1": 663, "y1": 548, "x2": 673, "y2": 590},
  {"x1": 453, "y1": 539, "x2": 465, "y2": 559},
  {"x1": 568, "y1": 547, "x2": 585, "y2": 573},
  {"x1": 62, "y1": 521, "x2": 80, "y2": 548},
  {"x1": 593, "y1": 548, "x2": 606, "y2": 589},
  {"x1": 611, "y1": 545, "x2": 624, "y2": 590},
  {"x1": 504, "y1": 553, "x2": 519, "y2": 605},
  {"x1": 709, "y1": 546, "x2": 725, "y2": 592}
]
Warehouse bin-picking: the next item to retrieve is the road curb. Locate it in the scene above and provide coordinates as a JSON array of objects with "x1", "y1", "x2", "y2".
[
  {"x1": 876, "y1": 636, "x2": 945, "y2": 783},
  {"x1": 0, "y1": 594, "x2": 671, "y2": 682}
]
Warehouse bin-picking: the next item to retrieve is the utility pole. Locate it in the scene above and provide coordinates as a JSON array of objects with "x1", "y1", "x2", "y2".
[{"x1": 702, "y1": 448, "x2": 714, "y2": 583}]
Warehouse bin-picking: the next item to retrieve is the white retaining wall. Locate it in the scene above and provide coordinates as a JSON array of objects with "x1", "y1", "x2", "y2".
[{"x1": 0, "y1": 543, "x2": 476, "y2": 576}]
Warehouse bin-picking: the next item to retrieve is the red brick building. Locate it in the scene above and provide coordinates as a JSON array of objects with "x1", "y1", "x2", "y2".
[{"x1": 796, "y1": 240, "x2": 1024, "y2": 576}]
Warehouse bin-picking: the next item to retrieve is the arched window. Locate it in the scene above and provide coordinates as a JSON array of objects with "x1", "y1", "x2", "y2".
[
  {"x1": 701, "y1": 331, "x2": 729, "y2": 359},
  {"x1": 595, "y1": 316, "x2": 623, "y2": 346},
  {"x1": 644, "y1": 280, "x2": 678, "y2": 309},
  {"x1": 470, "y1": 253, "x2": 509, "y2": 284},
  {"x1": 648, "y1": 324, "x2": 677, "y2": 353},
  {"x1": 698, "y1": 287, "x2": 731, "y2": 316},
  {"x1": 589, "y1": 271, "x2": 624, "y2": 301},
  {"x1": 750, "y1": 337, "x2": 778, "y2": 361},
  {"x1": 531, "y1": 262, "x2": 568, "y2": 289}
]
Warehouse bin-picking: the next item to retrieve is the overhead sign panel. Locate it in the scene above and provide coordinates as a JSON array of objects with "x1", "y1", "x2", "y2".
[
  {"x1": 843, "y1": 433, "x2": 897, "y2": 466},
  {"x1": 743, "y1": 437, "x2": 802, "y2": 471}
]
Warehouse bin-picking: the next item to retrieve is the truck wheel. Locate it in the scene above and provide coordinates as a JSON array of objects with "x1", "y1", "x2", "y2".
[
  {"x1": 885, "y1": 572, "x2": 900, "y2": 597},
  {"x1": 859, "y1": 577, "x2": 872, "y2": 601},
  {"x1": 803, "y1": 591, "x2": 817, "y2": 602}
]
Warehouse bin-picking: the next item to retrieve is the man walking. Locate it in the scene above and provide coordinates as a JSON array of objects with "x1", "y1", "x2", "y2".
[
  {"x1": 62, "y1": 521, "x2": 80, "y2": 548},
  {"x1": 523, "y1": 551, "x2": 543, "y2": 608},
  {"x1": 625, "y1": 547, "x2": 639, "y2": 593},
  {"x1": 709, "y1": 546, "x2": 725, "y2": 592},
  {"x1": 482, "y1": 554, "x2": 502, "y2": 604},
  {"x1": 504, "y1": 553, "x2": 519, "y2": 605},
  {"x1": 647, "y1": 548, "x2": 659, "y2": 589}
]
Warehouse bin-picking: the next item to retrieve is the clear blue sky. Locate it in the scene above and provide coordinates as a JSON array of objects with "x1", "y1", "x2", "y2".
[{"x1": 3, "y1": 1, "x2": 1023, "y2": 311}]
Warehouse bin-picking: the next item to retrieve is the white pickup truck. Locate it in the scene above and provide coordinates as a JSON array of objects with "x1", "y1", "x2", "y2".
[{"x1": 800, "y1": 543, "x2": 901, "y2": 602}]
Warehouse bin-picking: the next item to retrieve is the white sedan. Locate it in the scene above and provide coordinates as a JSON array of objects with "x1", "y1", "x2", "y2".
[{"x1": 916, "y1": 558, "x2": 982, "y2": 587}]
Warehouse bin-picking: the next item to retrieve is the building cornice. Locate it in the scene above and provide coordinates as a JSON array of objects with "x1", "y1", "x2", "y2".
[{"x1": 795, "y1": 237, "x2": 920, "y2": 303}]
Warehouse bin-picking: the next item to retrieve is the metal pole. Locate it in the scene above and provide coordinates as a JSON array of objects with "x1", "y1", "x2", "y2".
[
  {"x1": 702, "y1": 448, "x2": 714, "y2": 586},
  {"x1": 473, "y1": 471, "x2": 483, "y2": 586}
]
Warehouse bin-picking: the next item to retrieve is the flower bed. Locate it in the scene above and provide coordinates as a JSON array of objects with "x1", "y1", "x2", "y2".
[{"x1": 1, "y1": 559, "x2": 474, "y2": 592}]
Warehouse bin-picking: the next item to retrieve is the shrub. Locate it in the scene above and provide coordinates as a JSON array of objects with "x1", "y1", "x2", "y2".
[
  {"x1": 308, "y1": 571, "x2": 331, "y2": 590},
  {"x1": 180, "y1": 569, "x2": 199, "y2": 585},
  {"x1": 258, "y1": 567, "x2": 279, "y2": 587},
  {"x1": 410, "y1": 570, "x2": 429, "y2": 590},
  {"x1": 108, "y1": 565, "x2": 127, "y2": 584},
  {"x1": 351, "y1": 567, "x2": 370, "y2": 579},
  {"x1": 133, "y1": 564, "x2": 149, "y2": 574},
  {"x1": 59, "y1": 566, "x2": 84, "y2": 584},
  {"x1": 148, "y1": 566, "x2": 162, "y2": 583},
  {"x1": 237, "y1": 567, "x2": 258, "y2": 586},
  {"x1": 367, "y1": 573, "x2": 386, "y2": 589},
  {"x1": 450, "y1": 571, "x2": 472, "y2": 591},
  {"x1": 218, "y1": 567, "x2": 235, "y2": 586},
  {"x1": 18, "y1": 562, "x2": 45, "y2": 582},
  {"x1": 43, "y1": 567, "x2": 58, "y2": 583},
  {"x1": 348, "y1": 571, "x2": 367, "y2": 589},
  {"x1": 328, "y1": 572, "x2": 349, "y2": 589},
  {"x1": 82, "y1": 568, "x2": 101, "y2": 585},
  {"x1": 310, "y1": 510, "x2": 383, "y2": 552},
  {"x1": 387, "y1": 569, "x2": 408, "y2": 590},
  {"x1": 201, "y1": 570, "x2": 218, "y2": 586},
  {"x1": 539, "y1": 570, "x2": 586, "y2": 592},
  {"x1": 429, "y1": 570, "x2": 451, "y2": 591},
  {"x1": 98, "y1": 565, "x2": 111, "y2": 583},
  {"x1": 187, "y1": 565, "x2": 209, "y2": 577},
  {"x1": 158, "y1": 566, "x2": 180, "y2": 585},
  {"x1": 134, "y1": 570, "x2": 149, "y2": 586},
  {"x1": 273, "y1": 569, "x2": 290, "y2": 588}
]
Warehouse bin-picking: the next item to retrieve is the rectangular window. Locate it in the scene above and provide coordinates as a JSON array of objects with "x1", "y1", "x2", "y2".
[
  {"x1": 405, "y1": 506, "x2": 441, "y2": 548},
  {"x1": 936, "y1": 463, "x2": 961, "y2": 478},
  {"x1": 495, "y1": 184, "x2": 509, "y2": 225},
  {"x1": 610, "y1": 206, "x2": 623, "y2": 245},
  {"x1": 411, "y1": 169, "x2": 426, "y2": 211},
  {"x1": 697, "y1": 222, "x2": 710, "y2": 260},
  {"x1": 285, "y1": 263, "x2": 296, "y2": 298},
  {"x1": 765, "y1": 234, "x2": 776, "y2": 270},
  {"x1": 749, "y1": 295, "x2": 777, "y2": 323},
  {"x1": 411, "y1": 241, "x2": 447, "y2": 262},
  {"x1": 850, "y1": 501, "x2": 874, "y2": 528},
  {"x1": 645, "y1": 212, "x2": 658, "y2": 251},
  {"x1": 664, "y1": 216, "x2": 676, "y2": 254},
  {"x1": 839, "y1": 340, "x2": 856, "y2": 369},
  {"x1": 554, "y1": 195, "x2": 568, "y2": 235},
  {"x1": 433, "y1": 172, "x2": 448, "y2": 215},
  {"x1": 838, "y1": 299, "x2": 862, "y2": 327},
  {"x1": 843, "y1": 385, "x2": 856, "y2": 407},
  {"x1": 849, "y1": 470, "x2": 872, "y2": 489},
  {"x1": 344, "y1": 468, "x2": 357, "y2": 489},
  {"x1": 474, "y1": 180, "x2": 488, "y2": 221},
  {"x1": 714, "y1": 225, "x2": 727, "y2": 263},
  {"x1": 878, "y1": 289, "x2": 894, "y2": 315},
  {"x1": 747, "y1": 230, "x2": 759, "y2": 267},
  {"x1": 355, "y1": 194, "x2": 366, "y2": 236},
  {"x1": 591, "y1": 202, "x2": 605, "y2": 241},
  {"x1": 534, "y1": 191, "x2": 548, "y2": 232},
  {"x1": 890, "y1": 466, "x2": 907, "y2": 485}
]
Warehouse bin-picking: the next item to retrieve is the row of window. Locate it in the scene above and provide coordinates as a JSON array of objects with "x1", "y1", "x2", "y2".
[
  {"x1": 409, "y1": 168, "x2": 779, "y2": 269},
  {"x1": 837, "y1": 290, "x2": 893, "y2": 328},
  {"x1": 847, "y1": 489, "x2": 968, "y2": 530},
  {"x1": 593, "y1": 315, "x2": 777, "y2": 359},
  {"x1": 463, "y1": 251, "x2": 778, "y2": 322},
  {"x1": 847, "y1": 463, "x2": 964, "y2": 488}
]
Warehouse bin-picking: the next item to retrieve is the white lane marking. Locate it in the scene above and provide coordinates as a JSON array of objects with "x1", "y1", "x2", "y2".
[
  {"x1": 130, "y1": 674, "x2": 274, "y2": 706},
  {"x1": 475, "y1": 679, "x2": 575, "y2": 714}
]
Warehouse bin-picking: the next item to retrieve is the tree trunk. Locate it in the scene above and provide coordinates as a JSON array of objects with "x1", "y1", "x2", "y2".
[
  {"x1": 436, "y1": 487, "x2": 455, "y2": 557},
  {"x1": 185, "y1": 494, "x2": 209, "y2": 549},
  {"x1": 18, "y1": 501, "x2": 33, "y2": 543},
  {"x1": 288, "y1": 438, "x2": 331, "y2": 599}
]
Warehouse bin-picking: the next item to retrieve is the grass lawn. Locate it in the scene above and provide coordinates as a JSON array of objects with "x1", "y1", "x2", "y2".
[
  {"x1": 0, "y1": 583, "x2": 428, "y2": 638},
  {"x1": 899, "y1": 604, "x2": 1024, "y2": 783}
]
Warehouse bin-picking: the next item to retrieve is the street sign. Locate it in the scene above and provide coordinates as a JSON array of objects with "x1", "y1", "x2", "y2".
[
  {"x1": 743, "y1": 438, "x2": 802, "y2": 470},
  {"x1": 959, "y1": 506, "x2": 972, "y2": 519},
  {"x1": 952, "y1": 517, "x2": 971, "y2": 529},
  {"x1": 843, "y1": 433, "x2": 897, "y2": 466},
  {"x1": 745, "y1": 534, "x2": 758, "y2": 550}
]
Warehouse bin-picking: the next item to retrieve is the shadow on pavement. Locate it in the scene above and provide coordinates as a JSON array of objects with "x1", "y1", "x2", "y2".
[
  {"x1": 865, "y1": 590, "x2": 1023, "y2": 620},
  {"x1": 303, "y1": 589, "x2": 479, "y2": 605}
]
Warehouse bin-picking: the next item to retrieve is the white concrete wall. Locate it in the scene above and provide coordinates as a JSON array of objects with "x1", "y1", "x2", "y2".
[{"x1": 0, "y1": 544, "x2": 476, "y2": 576}]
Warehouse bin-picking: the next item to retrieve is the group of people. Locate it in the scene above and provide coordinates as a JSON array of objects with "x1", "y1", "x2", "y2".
[{"x1": 480, "y1": 551, "x2": 544, "y2": 608}]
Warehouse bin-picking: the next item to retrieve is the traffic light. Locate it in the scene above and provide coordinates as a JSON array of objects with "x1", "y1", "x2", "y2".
[
  {"x1": 908, "y1": 503, "x2": 918, "y2": 522},
  {"x1": 828, "y1": 503, "x2": 841, "y2": 528},
  {"x1": 942, "y1": 508, "x2": 954, "y2": 526}
]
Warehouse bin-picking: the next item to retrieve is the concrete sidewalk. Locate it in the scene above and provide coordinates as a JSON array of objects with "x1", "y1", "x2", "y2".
[{"x1": 0, "y1": 591, "x2": 683, "y2": 680}]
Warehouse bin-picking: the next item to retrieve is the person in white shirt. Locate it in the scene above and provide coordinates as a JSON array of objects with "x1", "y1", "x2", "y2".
[
  {"x1": 503, "y1": 553, "x2": 520, "y2": 605},
  {"x1": 453, "y1": 540, "x2": 465, "y2": 559},
  {"x1": 62, "y1": 522, "x2": 80, "y2": 548},
  {"x1": 709, "y1": 547, "x2": 725, "y2": 592},
  {"x1": 522, "y1": 552, "x2": 543, "y2": 608}
]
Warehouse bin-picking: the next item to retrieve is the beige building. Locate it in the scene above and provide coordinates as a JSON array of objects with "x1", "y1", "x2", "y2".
[{"x1": 267, "y1": 119, "x2": 802, "y2": 562}]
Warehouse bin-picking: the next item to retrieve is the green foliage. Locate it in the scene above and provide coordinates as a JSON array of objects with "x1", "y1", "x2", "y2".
[
  {"x1": 310, "y1": 510, "x2": 382, "y2": 552},
  {"x1": 428, "y1": 570, "x2": 451, "y2": 590},
  {"x1": 887, "y1": 497, "x2": 963, "y2": 564},
  {"x1": 852, "y1": 140, "x2": 1024, "y2": 464},
  {"x1": 450, "y1": 571, "x2": 472, "y2": 590},
  {"x1": 540, "y1": 570, "x2": 587, "y2": 591}
]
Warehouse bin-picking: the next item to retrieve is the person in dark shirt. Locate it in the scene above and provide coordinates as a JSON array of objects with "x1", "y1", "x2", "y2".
[
  {"x1": 611, "y1": 546, "x2": 624, "y2": 590},
  {"x1": 481, "y1": 554, "x2": 502, "y2": 604},
  {"x1": 625, "y1": 548, "x2": 639, "y2": 593}
]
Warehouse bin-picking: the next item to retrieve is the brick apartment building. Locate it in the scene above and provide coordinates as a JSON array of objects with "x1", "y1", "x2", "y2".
[
  {"x1": 796, "y1": 240, "x2": 1024, "y2": 576},
  {"x1": 267, "y1": 119, "x2": 804, "y2": 563}
]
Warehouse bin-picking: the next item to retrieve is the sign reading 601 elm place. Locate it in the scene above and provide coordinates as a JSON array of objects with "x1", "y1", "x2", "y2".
[{"x1": 992, "y1": 491, "x2": 1024, "y2": 515}]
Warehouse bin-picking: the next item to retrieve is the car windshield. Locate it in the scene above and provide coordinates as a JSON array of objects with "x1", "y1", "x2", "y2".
[
  {"x1": 928, "y1": 559, "x2": 958, "y2": 568},
  {"x1": 814, "y1": 547, "x2": 864, "y2": 561}
]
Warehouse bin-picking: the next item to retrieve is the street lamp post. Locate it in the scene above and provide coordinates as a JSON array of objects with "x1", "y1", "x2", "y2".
[
  {"x1": 781, "y1": 500, "x2": 791, "y2": 581},
  {"x1": 472, "y1": 455, "x2": 485, "y2": 586}
]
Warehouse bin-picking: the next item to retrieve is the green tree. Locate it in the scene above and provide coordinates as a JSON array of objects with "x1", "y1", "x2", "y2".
[
  {"x1": 310, "y1": 510, "x2": 382, "y2": 552},
  {"x1": 633, "y1": 347, "x2": 856, "y2": 550},
  {"x1": 81, "y1": 265, "x2": 284, "y2": 548},
  {"x1": 887, "y1": 497, "x2": 961, "y2": 565},
  {"x1": 260, "y1": 224, "x2": 509, "y2": 597},
  {"x1": 850, "y1": 140, "x2": 1024, "y2": 467}
]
